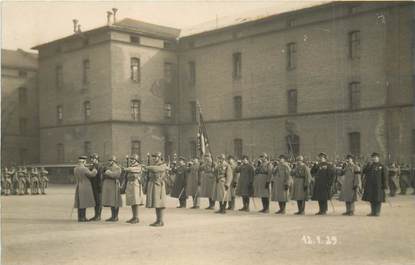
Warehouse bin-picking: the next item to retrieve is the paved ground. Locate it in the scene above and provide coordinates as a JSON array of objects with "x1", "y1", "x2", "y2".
[{"x1": 1, "y1": 185, "x2": 415, "y2": 265}]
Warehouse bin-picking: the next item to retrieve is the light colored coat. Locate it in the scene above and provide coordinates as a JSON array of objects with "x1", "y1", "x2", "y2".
[
  {"x1": 339, "y1": 163, "x2": 361, "y2": 202},
  {"x1": 270, "y1": 162, "x2": 293, "y2": 202},
  {"x1": 212, "y1": 161, "x2": 233, "y2": 202},
  {"x1": 73, "y1": 164, "x2": 97, "y2": 209},
  {"x1": 125, "y1": 164, "x2": 144, "y2": 206},
  {"x1": 101, "y1": 163, "x2": 123, "y2": 207},
  {"x1": 146, "y1": 162, "x2": 168, "y2": 208},
  {"x1": 199, "y1": 162, "x2": 215, "y2": 198},
  {"x1": 253, "y1": 162, "x2": 272, "y2": 198},
  {"x1": 291, "y1": 163, "x2": 312, "y2": 201}
]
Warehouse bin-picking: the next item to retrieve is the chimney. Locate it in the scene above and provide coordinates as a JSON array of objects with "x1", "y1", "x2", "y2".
[
  {"x1": 72, "y1": 19, "x2": 78, "y2": 33},
  {"x1": 106, "y1": 11, "x2": 113, "y2": 26},
  {"x1": 112, "y1": 8, "x2": 118, "y2": 24}
]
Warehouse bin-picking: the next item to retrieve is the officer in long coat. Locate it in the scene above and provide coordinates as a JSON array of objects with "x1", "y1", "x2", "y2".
[
  {"x1": 227, "y1": 156, "x2": 239, "y2": 211},
  {"x1": 39, "y1": 167, "x2": 48, "y2": 194},
  {"x1": 338, "y1": 154, "x2": 361, "y2": 216},
  {"x1": 74, "y1": 156, "x2": 98, "y2": 222},
  {"x1": 311, "y1": 152, "x2": 336, "y2": 215},
  {"x1": 213, "y1": 154, "x2": 233, "y2": 214},
  {"x1": 362, "y1": 152, "x2": 387, "y2": 216},
  {"x1": 254, "y1": 153, "x2": 273, "y2": 213},
  {"x1": 291, "y1": 156, "x2": 311, "y2": 215},
  {"x1": 270, "y1": 155, "x2": 293, "y2": 214},
  {"x1": 199, "y1": 154, "x2": 216, "y2": 209},
  {"x1": 88, "y1": 153, "x2": 104, "y2": 221},
  {"x1": 236, "y1": 155, "x2": 255, "y2": 212},
  {"x1": 101, "y1": 156, "x2": 123, "y2": 222},
  {"x1": 186, "y1": 158, "x2": 200, "y2": 209},
  {"x1": 124, "y1": 154, "x2": 144, "y2": 224},
  {"x1": 145, "y1": 152, "x2": 168, "y2": 227},
  {"x1": 170, "y1": 157, "x2": 188, "y2": 208}
]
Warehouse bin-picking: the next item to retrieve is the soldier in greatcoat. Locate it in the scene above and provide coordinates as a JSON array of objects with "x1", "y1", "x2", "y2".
[
  {"x1": 73, "y1": 156, "x2": 98, "y2": 222},
  {"x1": 199, "y1": 154, "x2": 216, "y2": 210},
  {"x1": 213, "y1": 154, "x2": 233, "y2": 214},
  {"x1": 291, "y1": 156, "x2": 311, "y2": 215},
  {"x1": 311, "y1": 152, "x2": 336, "y2": 215},
  {"x1": 186, "y1": 158, "x2": 201, "y2": 209},
  {"x1": 227, "y1": 156, "x2": 239, "y2": 211},
  {"x1": 270, "y1": 155, "x2": 293, "y2": 214},
  {"x1": 24, "y1": 167, "x2": 31, "y2": 194},
  {"x1": 30, "y1": 167, "x2": 40, "y2": 195},
  {"x1": 236, "y1": 155, "x2": 255, "y2": 212},
  {"x1": 387, "y1": 162, "x2": 400, "y2": 197},
  {"x1": 254, "y1": 153, "x2": 272, "y2": 213},
  {"x1": 170, "y1": 157, "x2": 188, "y2": 208},
  {"x1": 338, "y1": 154, "x2": 361, "y2": 216},
  {"x1": 399, "y1": 164, "x2": 410, "y2": 195},
  {"x1": 88, "y1": 153, "x2": 104, "y2": 221},
  {"x1": 3, "y1": 167, "x2": 13, "y2": 196},
  {"x1": 145, "y1": 152, "x2": 169, "y2": 227},
  {"x1": 39, "y1": 167, "x2": 49, "y2": 194},
  {"x1": 124, "y1": 154, "x2": 144, "y2": 224},
  {"x1": 101, "y1": 156, "x2": 123, "y2": 222},
  {"x1": 362, "y1": 152, "x2": 387, "y2": 216},
  {"x1": 17, "y1": 166, "x2": 27, "y2": 195}
]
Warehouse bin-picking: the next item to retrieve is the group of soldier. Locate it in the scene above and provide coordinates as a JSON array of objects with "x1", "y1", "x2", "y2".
[
  {"x1": 1, "y1": 166, "x2": 49, "y2": 196},
  {"x1": 73, "y1": 150, "x2": 414, "y2": 227}
]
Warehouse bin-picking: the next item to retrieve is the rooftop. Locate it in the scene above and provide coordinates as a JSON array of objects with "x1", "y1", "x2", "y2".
[{"x1": 1, "y1": 49, "x2": 38, "y2": 69}]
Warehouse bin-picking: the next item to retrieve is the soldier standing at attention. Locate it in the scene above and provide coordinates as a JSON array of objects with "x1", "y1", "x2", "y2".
[
  {"x1": 74, "y1": 156, "x2": 97, "y2": 222},
  {"x1": 291, "y1": 156, "x2": 311, "y2": 215},
  {"x1": 338, "y1": 155, "x2": 361, "y2": 216},
  {"x1": 186, "y1": 158, "x2": 201, "y2": 209},
  {"x1": 399, "y1": 164, "x2": 410, "y2": 195},
  {"x1": 146, "y1": 152, "x2": 168, "y2": 227},
  {"x1": 39, "y1": 167, "x2": 49, "y2": 194},
  {"x1": 23, "y1": 166, "x2": 30, "y2": 195},
  {"x1": 17, "y1": 166, "x2": 26, "y2": 195},
  {"x1": 88, "y1": 153, "x2": 104, "y2": 221},
  {"x1": 387, "y1": 162, "x2": 400, "y2": 197},
  {"x1": 199, "y1": 154, "x2": 216, "y2": 210},
  {"x1": 101, "y1": 156, "x2": 123, "y2": 222},
  {"x1": 124, "y1": 154, "x2": 144, "y2": 224},
  {"x1": 362, "y1": 152, "x2": 387, "y2": 217},
  {"x1": 30, "y1": 167, "x2": 40, "y2": 195},
  {"x1": 311, "y1": 153, "x2": 336, "y2": 215},
  {"x1": 227, "y1": 156, "x2": 239, "y2": 211},
  {"x1": 254, "y1": 153, "x2": 272, "y2": 213},
  {"x1": 271, "y1": 155, "x2": 293, "y2": 214},
  {"x1": 3, "y1": 167, "x2": 13, "y2": 196},
  {"x1": 236, "y1": 155, "x2": 255, "y2": 212},
  {"x1": 213, "y1": 154, "x2": 233, "y2": 214},
  {"x1": 170, "y1": 157, "x2": 188, "y2": 208}
]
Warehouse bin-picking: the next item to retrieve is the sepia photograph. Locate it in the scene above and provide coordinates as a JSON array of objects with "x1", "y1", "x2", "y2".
[{"x1": 1, "y1": 0, "x2": 414, "y2": 264}]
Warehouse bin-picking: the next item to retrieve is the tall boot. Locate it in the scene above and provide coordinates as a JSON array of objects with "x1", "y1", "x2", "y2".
[
  {"x1": 159, "y1": 208, "x2": 165, "y2": 225},
  {"x1": 206, "y1": 198, "x2": 214, "y2": 210},
  {"x1": 260, "y1": 197, "x2": 269, "y2": 213},
  {"x1": 349, "y1": 202, "x2": 355, "y2": 216},
  {"x1": 368, "y1": 202, "x2": 375, "y2": 216},
  {"x1": 77, "y1": 209, "x2": 82, "y2": 222},
  {"x1": 245, "y1": 197, "x2": 250, "y2": 211},
  {"x1": 191, "y1": 196, "x2": 200, "y2": 209},
  {"x1": 150, "y1": 208, "x2": 164, "y2": 227},
  {"x1": 281, "y1": 202, "x2": 286, "y2": 214},
  {"x1": 227, "y1": 197, "x2": 235, "y2": 210},
  {"x1": 375, "y1": 202, "x2": 381, "y2": 216},
  {"x1": 127, "y1": 205, "x2": 139, "y2": 224},
  {"x1": 301, "y1": 200, "x2": 306, "y2": 214},
  {"x1": 316, "y1": 201, "x2": 323, "y2": 215},
  {"x1": 343, "y1": 202, "x2": 350, "y2": 215},
  {"x1": 322, "y1": 201, "x2": 328, "y2": 215},
  {"x1": 79, "y1": 209, "x2": 87, "y2": 222},
  {"x1": 295, "y1": 200, "x2": 302, "y2": 214},
  {"x1": 106, "y1": 207, "x2": 115, "y2": 221},
  {"x1": 113, "y1": 207, "x2": 119, "y2": 221}
]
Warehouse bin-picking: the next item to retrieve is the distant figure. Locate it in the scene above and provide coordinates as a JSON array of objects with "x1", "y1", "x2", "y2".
[
  {"x1": 199, "y1": 153, "x2": 216, "y2": 210},
  {"x1": 339, "y1": 155, "x2": 361, "y2": 216},
  {"x1": 291, "y1": 156, "x2": 311, "y2": 215},
  {"x1": 254, "y1": 153, "x2": 272, "y2": 213},
  {"x1": 170, "y1": 157, "x2": 188, "y2": 208},
  {"x1": 212, "y1": 154, "x2": 233, "y2": 214},
  {"x1": 236, "y1": 155, "x2": 255, "y2": 212},
  {"x1": 39, "y1": 167, "x2": 49, "y2": 194},
  {"x1": 388, "y1": 162, "x2": 400, "y2": 197},
  {"x1": 186, "y1": 158, "x2": 201, "y2": 209},
  {"x1": 74, "y1": 156, "x2": 97, "y2": 222},
  {"x1": 271, "y1": 155, "x2": 293, "y2": 214},
  {"x1": 362, "y1": 152, "x2": 387, "y2": 217},
  {"x1": 311, "y1": 153, "x2": 336, "y2": 215},
  {"x1": 101, "y1": 156, "x2": 122, "y2": 222},
  {"x1": 124, "y1": 154, "x2": 144, "y2": 224}
]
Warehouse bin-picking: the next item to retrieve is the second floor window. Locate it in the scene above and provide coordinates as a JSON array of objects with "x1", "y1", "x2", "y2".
[
  {"x1": 287, "y1": 42, "x2": 297, "y2": 70},
  {"x1": 233, "y1": 52, "x2": 242, "y2": 79},
  {"x1": 349, "y1": 82, "x2": 361, "y2": 110},
  {"x1": 83, "y1": 59, "x2": 90, "y2": 85},
  {"x1": 349, "y1": 31, "x2": 361, "y2": 59},
  {"x1": 19, "y1": 118, "x2": 27, "y2": 135},
  {"x1": 188, "y1": 61, "x2": 196, "y2": 86},
  {"x1": 131, "y1": 58, "x2": 141, "y2": 82},
  {"x1": 286, "y1": 134, "x2": 300, "y2": 157},
  {"x1": 18, "y1": 87, "x2": 27, "y2": 104},
  {"x1": 288, "y1": 89, "x2": 298, "y2": 114},
  {"x1": 83, "y1": 101, "x2": 91, "y2": 121},
  {"x1": 56, "y1": 65, "x2": 63, "y2": 89},
  {"x1": 131, "y1": 100, "x2": 141, "y2": 121},
  {"x1": 233, "y1": 96, "x2": 242, "y2": 119},
  {"x1": 57, "y1": 105, "x2": 63, "y2": 123}
]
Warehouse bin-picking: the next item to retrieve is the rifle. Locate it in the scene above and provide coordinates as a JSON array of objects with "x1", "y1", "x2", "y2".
[
  {"x1": 120, "y1": 155, "x2": 129, "y2": 194},
  {"x1": 143, "y1": 153, "x2": 150, "y2": 194}
]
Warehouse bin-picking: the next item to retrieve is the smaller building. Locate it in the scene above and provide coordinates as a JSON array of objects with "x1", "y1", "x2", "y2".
[{"x1": 1, "y1": 49, "x2": 39, "y2": 166}]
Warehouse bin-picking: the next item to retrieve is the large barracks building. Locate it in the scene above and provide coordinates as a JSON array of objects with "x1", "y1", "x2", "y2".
[{"x1": 2, "y1": 1, "x2": 414, "y2": 166}]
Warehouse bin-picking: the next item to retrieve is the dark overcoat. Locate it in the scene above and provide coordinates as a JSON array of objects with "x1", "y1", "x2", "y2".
[
  {"x1": 362, "y1": 162, "x2": 387, "y2": 203},
  {"x1": 236, "y1": 163, "x2": 255, "y2": 197},
  {"x1": 311, "y1": 162, "x2": 336, "y2": 201}
]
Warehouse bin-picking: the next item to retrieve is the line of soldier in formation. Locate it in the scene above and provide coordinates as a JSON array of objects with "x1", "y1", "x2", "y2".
[
  {"x1": 73, "y1": 150, "x2": 414, "y2": 227},
  {"x1": 1, "y1": 166, "x2": 49, "y2": 195}
]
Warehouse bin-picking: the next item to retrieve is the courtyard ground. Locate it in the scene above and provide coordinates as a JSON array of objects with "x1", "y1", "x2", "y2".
[{"x1": 1, "y1": 185, "x2": 415, "y2": 265}]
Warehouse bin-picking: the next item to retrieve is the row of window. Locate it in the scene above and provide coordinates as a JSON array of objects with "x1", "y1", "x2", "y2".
[
  {"x1": 55, "y1": 58, "x2": 175, "y2": 90},
  {"x1": 55, "y1": 100, "x2": 173, "y2": 123},
  {"x1": 186, "y1": 31, "x2": 361, "y2": 86}
]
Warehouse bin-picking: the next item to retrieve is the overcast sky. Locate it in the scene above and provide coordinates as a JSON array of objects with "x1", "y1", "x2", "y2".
[{"x1": 1, "y1": 0, "x2": 331, "y2": 52}]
